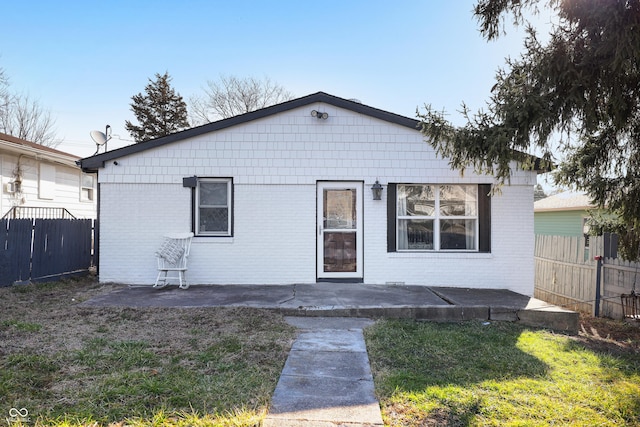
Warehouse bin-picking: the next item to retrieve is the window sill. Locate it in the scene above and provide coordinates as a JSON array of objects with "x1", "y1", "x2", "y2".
[
  {"x1": 193, "y1": 236, "x2": 234, "y2": 244},
  {"x1": 389, "y1": 251, "x2": 492, "y2": 259}
]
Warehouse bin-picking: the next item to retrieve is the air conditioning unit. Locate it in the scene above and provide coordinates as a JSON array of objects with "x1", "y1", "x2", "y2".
[{"x1": 5, "y1": 182, "x2": 16, "y2": 194}]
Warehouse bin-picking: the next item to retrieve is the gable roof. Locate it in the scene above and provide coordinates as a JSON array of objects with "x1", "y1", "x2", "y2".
[
  {"x1": 0, "y1": 132, "x2": 81, "y2": 167},
  {"x1": 534, "y1": 191, "x2": 595, "y2": 212},
  {"x1": 79, "y1": 91, "x2": 548, "y2": 174},
  {"x1": 80, "y1": 92, "x2": 420, "y2": 171}
]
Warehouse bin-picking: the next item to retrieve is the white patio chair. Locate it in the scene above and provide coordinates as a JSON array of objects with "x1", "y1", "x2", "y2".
[{"x1": 154, "y1": 232, "x2": 194, "y2": 289}]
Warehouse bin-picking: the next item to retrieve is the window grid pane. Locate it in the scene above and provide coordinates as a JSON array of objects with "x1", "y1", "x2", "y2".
[
  {"x1": 81, "y1": 174, "x2": 94, "y2": 189},
  {"x1": 81, "y1": 188, "x2": 94, "y2": 202},
  {"x1": 440, "y1": 185, "x2": 477, "y2": 216},
  {"x1": 199, "y1": 208, "x2": 229, "y2": 233},
  {"x1": 398, "y1": 185, "x2": 435, "y2": 216},
  {"x1": 398, "y1": 219, "x2": 434, "y2": 250},
  {"x1": 200, "y1": 182, "x2": 228, "y2": 206},
  {"x1": 440, "y1": 219, "x2": 476, "y2": 250}
]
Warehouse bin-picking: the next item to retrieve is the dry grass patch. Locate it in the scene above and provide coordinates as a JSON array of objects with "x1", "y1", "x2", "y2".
[{"x1": 0, "y1": 277, "x2": 296, "y2": 426}]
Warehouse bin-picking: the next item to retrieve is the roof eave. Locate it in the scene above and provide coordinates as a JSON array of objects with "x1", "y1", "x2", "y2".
[
  {"x1": 534, "y1": 206, "x2": 594, "y2": 213},
  {"x1": 78, "y1": 91, "x2": 548, "y2": 173},
  {"x1": 0, "y1": 139, "x2": 80, "y2": 168},
  {"x1": 79, "y1": 92, "x2": 421, "y2": 170}
]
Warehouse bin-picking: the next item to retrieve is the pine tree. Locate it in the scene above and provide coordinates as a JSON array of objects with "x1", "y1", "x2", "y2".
[
  {"x1": 418, "y1": 0, "x2": 640, "y2": 260},
  {"x1": 533, "y1": 184, "x2": 547, "y2": 202},
  {"x1": 125, "y1": 72, "x2": 189, "y2": 142}
]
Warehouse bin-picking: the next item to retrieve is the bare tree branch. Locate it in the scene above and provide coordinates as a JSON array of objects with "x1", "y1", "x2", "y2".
[
  {"x1": 0, "y1": 65, "x2": 58, "y2": 147},
  {"x1": 0, "y1": 66, "x2": 10, "y2": 128},
  {"x1": 189, "y1": 75, "x2": 294, "y2": 125},
  {"x1": 0, "y1": 92, "x2": 58, "y2": 147}
]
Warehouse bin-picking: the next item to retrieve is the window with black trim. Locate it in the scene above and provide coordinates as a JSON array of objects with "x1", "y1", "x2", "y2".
[
  {"x1": 196, "y1": 178, "x2": 232, "y2": 236},
  {"x1": 388, "y1": 183, "x2": 491, "y2": 253}
]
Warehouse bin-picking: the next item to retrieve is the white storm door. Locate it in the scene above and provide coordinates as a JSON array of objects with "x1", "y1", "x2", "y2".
[{"x1": 317, "y1": 182, "x2": 363, "y2": 280}]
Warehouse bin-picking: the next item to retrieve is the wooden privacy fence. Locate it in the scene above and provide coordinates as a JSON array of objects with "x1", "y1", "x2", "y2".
[
  {"x1": 535, "y1": 234, "x2": 640, "y2": 319},
  {"x1": 0, "y1": 218, "x2": 93, "y2": 287}
]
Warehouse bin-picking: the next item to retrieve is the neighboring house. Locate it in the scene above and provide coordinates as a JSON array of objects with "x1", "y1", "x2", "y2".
[
  {"x1": 80, "y1": 92, "x2": 541, "y2": 295},
  {"x1": 0, "y1": 133, "x2": 97, "y2": 219},
  {"x1": 534, "y1": 191, "x2": 594, "y2": 238},
  {"x1": 534, "y1": 190, "x2": 618, "y2": 259}
]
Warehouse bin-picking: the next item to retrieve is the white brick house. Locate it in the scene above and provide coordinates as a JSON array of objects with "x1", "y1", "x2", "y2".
[{"x1": 80, "y1": 92, "x2": 539, "y2": 295}]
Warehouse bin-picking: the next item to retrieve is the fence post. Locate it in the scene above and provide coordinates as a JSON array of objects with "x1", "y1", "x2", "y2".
[{"x1": 594, "y1": 255, "x2": 603, "y2": 317}]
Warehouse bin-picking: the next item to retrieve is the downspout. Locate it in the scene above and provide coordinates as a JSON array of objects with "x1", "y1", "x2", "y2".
[
  {"x1": 11, "y1": 154, "x2": 25, "y2": 209},
  {"x1": 77, "y1": 159, "x2": 100, "y2": 277},
  {"x1": 95, "y1": 179, "x2": 100, "y2": 276}
]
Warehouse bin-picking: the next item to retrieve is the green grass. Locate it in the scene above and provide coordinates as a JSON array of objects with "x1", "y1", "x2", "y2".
[
  {"x1": 0, "y1": 278, "x2": 296, "y2": 426},
  {"x1": 364, "y1": 320, "x2": 640, "y2": 426},
  {"x1": 1, "y1": 319, "x2": 43, "y2": 332}
]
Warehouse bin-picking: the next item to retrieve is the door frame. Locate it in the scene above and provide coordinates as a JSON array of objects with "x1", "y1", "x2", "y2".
[{"x1": 316, "y1": 181, "x2": 363, "y2": 282}]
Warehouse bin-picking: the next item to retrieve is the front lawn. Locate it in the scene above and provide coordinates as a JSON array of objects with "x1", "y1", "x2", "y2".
[
  {"x1": 364, "y1": 319, "x2": 640, "y2": 426},
  {"x1": 0, "y1": 278, "x2": 296, "y2": 426},
  {"x1": 4, "y1": 277, "x2": 640, "y2": 426}
]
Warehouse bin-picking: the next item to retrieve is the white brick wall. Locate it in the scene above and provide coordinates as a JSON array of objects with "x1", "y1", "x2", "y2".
[
  {"x1": 363, "y1": 184, "x2": 534, "y2": 295},
  {"x1": 97, "y1": 104, "x2": 536, "y2": 294}
]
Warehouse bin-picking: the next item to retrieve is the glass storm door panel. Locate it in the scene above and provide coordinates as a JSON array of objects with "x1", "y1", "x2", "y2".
[{"x1": 317, "y1": 182, "x2": 363, "y2": 280}]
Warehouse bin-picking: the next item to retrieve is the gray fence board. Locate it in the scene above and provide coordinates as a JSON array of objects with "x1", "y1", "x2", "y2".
[
  {"x1": 0, "y1": 219, "x2": 33, "y2": 286},
  {"x1": 0, "y1": 218, "x2": 93, "y2": 286},
  {"x1": 535, "y1": 234, "x2": 640, "y2": 318}
]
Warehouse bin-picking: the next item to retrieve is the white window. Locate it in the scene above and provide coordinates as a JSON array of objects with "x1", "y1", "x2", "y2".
[
  {"x1": 196, "y1": 178, "x2": 232, "y2": 236},
  {"x1": 397, "y1": 184, "x2": 478, "y2": 251},
  {"x1": 81, "y1": 173, "x2": 95, "y2": 202}
]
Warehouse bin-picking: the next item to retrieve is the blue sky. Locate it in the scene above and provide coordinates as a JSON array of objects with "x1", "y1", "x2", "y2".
[{"x1": 2, "y1": 1, "x2": 553, "y2": 159}]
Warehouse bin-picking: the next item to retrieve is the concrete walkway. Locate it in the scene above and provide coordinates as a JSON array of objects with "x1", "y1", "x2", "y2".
[{"x1": 263, "y1": 317, "x2": 383, "y2": 427}]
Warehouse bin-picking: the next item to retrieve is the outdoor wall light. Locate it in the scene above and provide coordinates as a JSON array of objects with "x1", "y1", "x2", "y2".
[
  {"x1": 371, "y1": 180, "x2": 383, "y2": 200},
  {"x1": 311, "y1": 110, "x2": 329, "y2": 120}
]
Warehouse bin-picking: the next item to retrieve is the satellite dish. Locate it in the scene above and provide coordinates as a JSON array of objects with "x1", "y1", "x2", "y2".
[
  {"x1": 90, "y1": 125, "x2": 112, "y2": 155},
  {"x1": 90, "y1": 130, "x2": 107, "y2": 146}
]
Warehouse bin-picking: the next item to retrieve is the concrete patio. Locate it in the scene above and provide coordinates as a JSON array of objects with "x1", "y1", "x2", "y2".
[{"x1": 83, "y1": 283, "x2": 579, "y2": 334}]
